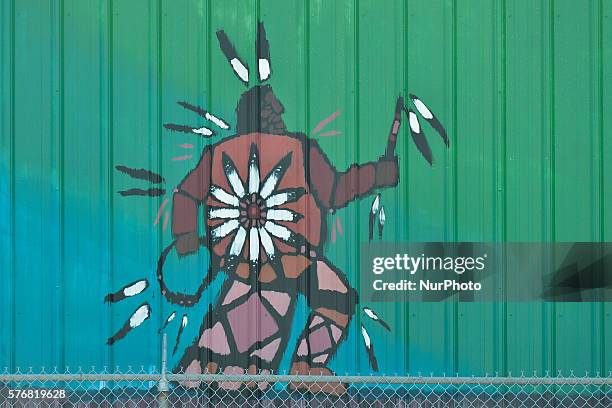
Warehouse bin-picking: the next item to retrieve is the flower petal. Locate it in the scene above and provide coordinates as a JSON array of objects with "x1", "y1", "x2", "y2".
[
  {"x1": 264, "y1": 221, "x2": 292, "y2": 242},
  {"x1": 247, "y1": 143, "x2": 260, "y2": 194},
  {"x1": 265, "y1": 187, "x2": 306, "y2": 208},
  {"x1": 266, "y1": 209, "x2": 301, "y2": 222},
  {"x1": 259, "y1": 152, "x2": 293, "y2": 199},
  {"x1": 221, "y1": 153, "x2": 246, "y2": 198},
  {"x1": 211, "y1": 219, "x2": 240, "y2": 241},
  {"x1": 209, "y1": 207, "x2": 240, "y2": 220},
  {"x1": 249, "y1": 227, "x2": 260, "y2": 262},
  {"x1": 229, "y1": 226, "x2": 247, "y2": 256},
  {"x1": 210, "y1": 186, "x2": 240, "y2": 207},
  {"x1": 258, "y1": 226, "x2": 275, "y2": 259}
]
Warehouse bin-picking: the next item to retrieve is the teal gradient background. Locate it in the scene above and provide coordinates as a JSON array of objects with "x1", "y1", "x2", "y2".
[{"x1": 1, "y1": 0, "x2": 610, "y2": 376}]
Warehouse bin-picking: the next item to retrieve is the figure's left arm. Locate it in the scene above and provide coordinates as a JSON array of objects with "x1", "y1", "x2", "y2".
[
  {"x1": 308, "y1": 143, "x2": 399, "y2": 211},
  {"x1": 307, "y1": 96, "x2": 402, "y2": 210}
]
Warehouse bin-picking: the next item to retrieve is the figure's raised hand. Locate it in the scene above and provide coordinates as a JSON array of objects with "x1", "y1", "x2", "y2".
[{"x1": 375, "y1": 155, "x2": 399, "y2": 188}]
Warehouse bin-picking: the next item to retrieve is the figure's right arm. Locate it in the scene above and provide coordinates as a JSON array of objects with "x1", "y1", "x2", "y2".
[{"x1": 171, "y1": 146, "x2": 212, "y2": 256}]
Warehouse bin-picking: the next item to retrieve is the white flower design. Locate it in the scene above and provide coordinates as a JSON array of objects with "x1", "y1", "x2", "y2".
[{"x1": 208, "y1": 144, "x2": 304, "y2": 264}]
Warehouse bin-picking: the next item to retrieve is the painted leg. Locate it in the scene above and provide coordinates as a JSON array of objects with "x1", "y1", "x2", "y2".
[
  {"x1": 289, "y1": 258, "x2": 358, "y2": 395},
  {"x1": 176, "y1": 276, "x2": 297, "y2": 390}
]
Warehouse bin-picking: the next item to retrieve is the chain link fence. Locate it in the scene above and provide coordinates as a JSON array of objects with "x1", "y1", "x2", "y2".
[{"x1": 0, "y1": 366, "x2": 610, "y2": 407}]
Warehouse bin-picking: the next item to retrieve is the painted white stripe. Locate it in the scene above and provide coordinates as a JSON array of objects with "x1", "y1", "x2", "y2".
[
  {"x1": 408, "y1": 111, "x2": 421, "y2": 133},
  {"x1": 259, "y1": 172, "x2": 280, "y2": 199},
  {"x1": 258, "y1": 227, "x2": 275, "y2": 259},
  {"x1": 129, "y1": 305, "x2": 150, "y2": 328},
  {"x1": 363, "y1": 308, "x2": 378, "y2": 320},
  {"x1": 266, "y1": 192, "x2": 290, "y2": 208},
  {"x1": 210, "y1": 186, "x2": 240, "y2": 207},
  {"x1": 181, "y1": 315, "x2": 188, "y2": 327},
  {"x1": 225, "y1": 166, "x2": 245, "y2": 198},
  {"x1": 258, "y1": 58, "x2": 270, "y2": 81},
  {"x1": 211, "y1": 219, "x2": 240, "y2": 240},
  {"x1": 123, "y1": 280, "x2": 147, "y2": 297},
  {"x1": 229, "y1": 226, "x2": 247, "y2": 257},
  {"x1": 166, "y1": 312, "x2": 176, "y2": 323},
  {"x1": 266, "y1": 209, "x2": 296, "y2": 222},
  {"x1": 192, "y1": 127, "x2": 213, "y2": 136},
  {"x1": 361, "y1": 326, "x2": 371, "y2": 348},
  {"x1": 379, "y1": 207, "x2": 386, "y2": 224},
  {"x1": 264, "y1": 221, "x2": 292, "y2": 241},
  {"x1": 248, "y1": 160, "x2": 260, "y2": 194},
  {"x1": 371, "y1": 194, "x2": 380, "y2": 214},
  {"x1": 205, "y1": 112, "x2": 230, "y2": 130},
  {"x1": 414, "y1": 98, "x2": 433, "y2": 119},
  {"x1": 209, "y1": 208, "x2": 240, "y2": 220},
  {"x1": 230, "y1": 58, "x2": 249, "y2": 83},
  {"x1": 249, "y1": 227, "x2": 260, "y2": 262}
]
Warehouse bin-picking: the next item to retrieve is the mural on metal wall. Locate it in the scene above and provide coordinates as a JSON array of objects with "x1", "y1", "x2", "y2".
[{"x1": 106, "y1": 22, "x2": 448, "y2": 393}]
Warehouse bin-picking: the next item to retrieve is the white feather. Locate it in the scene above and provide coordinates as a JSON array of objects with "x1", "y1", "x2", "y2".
[
  {"x1": 205, "y1": 112, "x2": 230, "y2": 130},
  {"x1": 361, "y1": 326, "x2": 372, "y2": 349},
  {"x1": 123, "y1": 280, "x2": 147, "y2": 297},
  {"x1": 409, "y1": 111, "x2": 421, "y2": 133},
  {"x1": 371, "y1": 195, "x2": 380, "y2": 214},
  {"x1": 192, "y1": 127, "x2": 213, "y2": 136},
  {"x1": 414, "y1": 98, "x2": 434, "y2": 120},
  {"x1": 129, "y1": 305, "x2": 150, "y2": 328},
  {"x1": 258, "y1": 58, "x2": 270, "y2": 81},
  {"x1": 363, "y1": 308, "x2": 378, "y2": 321},
  {"x1": 230, "y1": 58, "x2": 249, "y2": 83}
]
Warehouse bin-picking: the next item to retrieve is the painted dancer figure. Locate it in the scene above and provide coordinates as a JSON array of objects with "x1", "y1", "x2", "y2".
[
  {"x1": 150, "y1": 22, "x2": 446, "y2": 394},
  {"x1": 166, "y1": 82, "x2": 401, "y2": 392}
]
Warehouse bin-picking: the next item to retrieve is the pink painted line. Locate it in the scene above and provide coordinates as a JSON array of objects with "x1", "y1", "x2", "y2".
[
  {"x1": 311, "y1": 111, "x2": 340, "y2": 135},
  {"x1": 319, "y1": 130, "x2": 342, "y2": 137},
  {"x1": 172, "y1": 155, "x2": 193, "y2": 161},
  {"x1": 162, "y1": 211, "x2": 169, "y2": 231},
  {"x1": 154, "y1": 198, "x2": 169, "y2": 226},
  {"x1": 331, "y1": 224, "x2": 337, "y2": 243},
  {"x1": 336, "y1": 216, "x2": 344, "y2": 236},
  {"x1": 179, "y1": 143, "x2": 194, "y2": 149}
]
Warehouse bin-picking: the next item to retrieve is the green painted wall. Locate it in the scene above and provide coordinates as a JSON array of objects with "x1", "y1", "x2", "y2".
[{"x1": 0, "y1": 0, "x2": 610, "y2": 376}]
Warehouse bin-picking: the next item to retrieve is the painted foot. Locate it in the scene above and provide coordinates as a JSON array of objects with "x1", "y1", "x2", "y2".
[
  {"x1": 245, "y1": 365, "x2": 271, "y2": 391},
  {"x1": 177, "y1": 360, "x2": 218, "y2": 389},
  {"x1": 288, "y1": 362, "x2": 347, "y2": 396},
  {"x1": 218, "y1": 366, "x2": 246, "y2": 390}
]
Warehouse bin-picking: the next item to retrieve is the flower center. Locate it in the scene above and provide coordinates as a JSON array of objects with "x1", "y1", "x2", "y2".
[{"x1": 247, "y1": 203, "x2": 261, "y2": 220}]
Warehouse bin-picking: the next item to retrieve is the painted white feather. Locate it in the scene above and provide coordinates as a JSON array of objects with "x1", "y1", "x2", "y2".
[
  {"x1": 413, "y1": 98, "x2": 434, "y2": 119},
  {"x1": 361, "y1": 325, "x2": 372, "y2": 348},
  {"x1": 129, "y1": 304, "x2": 150, "y2": 328},
  {"x1": 123, "y1": 280, "x2": 147, "y2": 297},
  {"x1": 258, "y1": 59, "x2": 271, "y2": 81},
  {"x1": 230, "y1": 58, "x2": 249, "y2": 83}
]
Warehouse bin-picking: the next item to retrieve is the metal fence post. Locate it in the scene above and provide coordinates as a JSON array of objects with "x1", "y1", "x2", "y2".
[{"x1": 158, "y1": 333, "x2": 169, "y2": 408}]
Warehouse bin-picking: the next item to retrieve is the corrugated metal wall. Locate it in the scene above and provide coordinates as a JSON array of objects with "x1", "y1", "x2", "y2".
[{"x1": 0, "y1": 0, "x2": 610, "y2": 376}]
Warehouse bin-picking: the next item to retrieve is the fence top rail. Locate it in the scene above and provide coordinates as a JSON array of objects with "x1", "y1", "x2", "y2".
[{"x1": 0, "y1": 373, "x2": 610, "y2": 385}]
